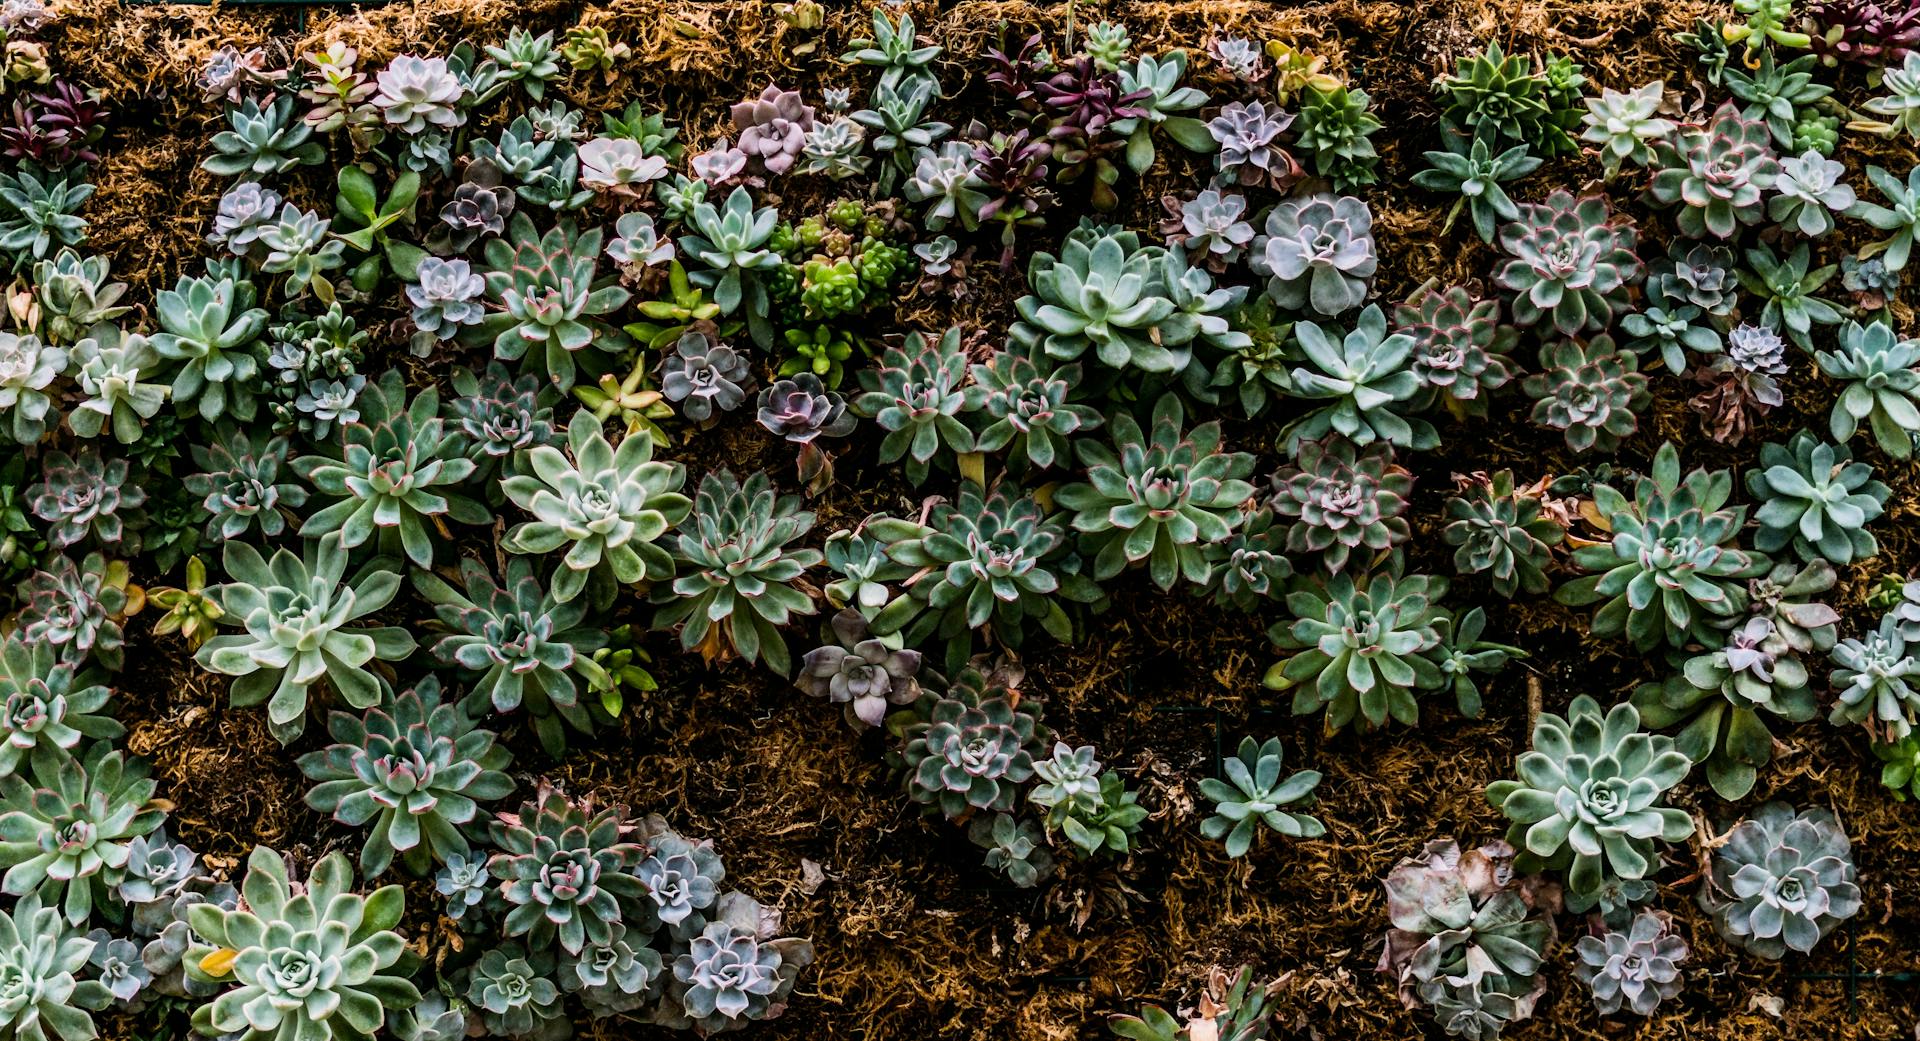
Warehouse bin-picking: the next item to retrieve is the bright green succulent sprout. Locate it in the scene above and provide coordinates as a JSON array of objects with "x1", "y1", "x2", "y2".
[
  {"x1": 1009, "y1": 225, "x2": 1201, "y2": 374},
  {"x1": 1485, "y1": 695, "x2": 1694, "y2": 899},
  {"x1": 1495, "y1": 190, "x2": 1642, "y2": 336},
  {"x1": 1027, "y1": 744, "x2": 1147, "y2": 858},
  {"x1": 867, "y1": 482, "x2": 1103, "y2": 673},
  {"x1": 487, "y1": 787, "x2": 647, "y2": 955},
  {"x1": 298, "y1": 676, "x2": 513, "y2": 877},
  {"x1": 293, "y1": 369, "x2": 487, "y2": 568},
  {"x1": 202, "y1": 95, "x2": 325, "y2": 178},
  {"x1": 1286, "y1": 304, "x2": 1437, "y2": 451},
  {"x1": 478, "y1": 212, "x2": 630, "y2": 392},
  {"x1": 1199, "y1": 736, "x2": 1324, "y2": 858},
  {"x1": 414, "y1": 555, "x2": 609, "y2": 758},
  {"x1": 1634, "y1": 616, "x2": 1818, "y2": 801},
  {"x1": 1647, "y1": 102, "x2": 1780, "y2": 238},
  {"x1": 1847, "y1": 164, "x2": 1920, "y2": 272},
  {"x1": 185, "y1": 845, "x2": 419, "y2": 1041},
  {"x1": 1411, "y1": 135, "x2": 1541, "y2": 243},
  {"x1": 0, "y1": 890, "x2": 113, "y2": 1041},
  {"x1": 1442, "y1": 470, "x2": 1564, "y2": 597},
  {"x1": 851, "y1": 327, "x2": 984, "y2": 486},
  {"x1": 1293, "y1": 83, "x2": 1382, "y2": 191},
  {"x1": 894, "y1": 667, "x2": 1046, "y2": 819},
  {"x1": 1581, "y1": 80, "x2": 1675, "y2": 177},
  {"x1": 1725, "y1": 49, "x2": 1831, "y2": 147},
  {"x1": 0, "y1": 169, "x2": 92, "y2": 266},
  {"x1": 1270, "y1": 435, "x2": 1412, "y2": 575},
  {"x1": 1874, "y1": 733, "x2": 1920, "y2": 800},
  {"x1": 970, "y1": 350, "x2": 1102, "y2": 471},
  {"x1": 65, "y1": 330, "x2": 167, "y2": 443},
  {"x1": 0, "y1": 634, "x2": 120, "y2": 779},
  {"x1": 1111, "y1": 50, "x2": 1215, "y2": 174},
  {"x1": 500, "y1": 409, "x2": 690, "y2": 607},
  {"x1": 678, "y1": 185, "x2": 782, "y2": 348},
  {"x1": 842, "y1": 7, "x2": 941, "y2": 94},
  {"x1": 0, "y1": 742, "x2": 166, "y2": 925},
  {"x1": 1434, "y1": 40, "x2": 1580, "y2": 154},
  {"x1": 195, "y1": 535, "x2": 416, "y2": 745},
  {"x1": 657, "y1": 469, "x2": 821, "y2": 676},
  {"x1": 150, "y1": 274, "x2": 268, "y2": 422},
  {"x1": 1266, "y1": 571, "x2": 1447, "y2": 731},
  {"x1": 1745, "y1": 431, "x2": 1888, "y2": 565},
  {"x1": 1830, "y1": 615, "x2": 1920, "y2": 738},
  {"x1": 1556, "y1": 442, "x2": 1766, "y2": 652},
  {"x1": 1815, "y1": 320, "x2": 1920, "y2": 459},
  {"x1": 1055, "y1": 393, "x2": 1257, "y2": 591}
]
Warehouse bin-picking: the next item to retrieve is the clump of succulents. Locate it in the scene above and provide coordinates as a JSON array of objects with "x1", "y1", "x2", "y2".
[
  {"x1": 1435, "y1": 40, "x2": 1581, "y2": 154},
  {"x1": 1267, "y1": 571, "x2": 1448, "y2": 731},
  {"x1": 1746, "y1": 431, "x2": 1888, "y2": 565},
  {"x1": 478, "y1": 213, "x2": 630, "y2": 390},
  {"x1": 968, "y1": 814, "x2": 1052, "y2": 887},
  {"x1": 1392, "y1": 283, "x2": 1518, "y2": 418},
  {"x1": 1815, "y1": 319, "x2": 1920, "y2": 459},
  {"x1": 1206, "y1": 101, "x2": 1301, "y2": 189},
  {"x1": 0, "y1": 635, "x2": 119, "y2": 778},
  {"x1": 1056, "y1": 394, "x2": 1256, "y2": 591},
  {"x1": 1648, "y1": 103, "x2": 1781, "y2": 238},
  {"x1": 1582, "y1": 81, "x2": 1675, "y2": 177},
  {"x1": 1269, "y1": 436, "x2": 1411, "y2": 574},
  {"x1": 29, "y1": 448, "x2": 143, "y2": 551},
  {"x1": 195, "y1": 535, "x2": 415, "y2": 744},
  {"x1": 1443, "y1": 471, "x2": 1564, "y2": 597},
  {"x1": 1495, "y1": 190, "x2": 1641, "y2": 336},
  {"x1": 1575, "y1": 910, "x2": 1688, "y2": 1016},
  {"x1": 1287, "y1": 305, "x2": 1436, "y2": 451},
  {"x1": 1830, "y1": 615, "x2": 1920, "y2": 738},
  {"x1": 1378, "y1": 839, "x2": 1558, "y2": 1040},
  {"x1": 185, "y1": 846, "x2": 418, "y2": 1041},
  {"x1": 1699, "y1": 803, "x2": 1861, "y2": 959},
  {"x1": 894, "y1": 667, "x2": 1045, "y2": 819},
  {"x1": 796, "y1": 609, "x2": 921, "y2": 728},
  {"x1": 1486, "y1": 695, "x2": 1694, "y2": 899},
  {"x1": 658, "y1": 469, "x2": 821, "y2": 675},
  {"x1": 1249, "y1": 192, "x2": 1375, "y2": 315},
  {"x1": 487, "y1": 788, "x2": 647, "y2": 956},
  {"x1": 1027, "y1": 743, "x2": 1147, "y2": 859},
  {"x1": 1750, "y1": 559, "x2": 1843, "y2": 657},
  {"x1": 298, "y1": 677, "x2": 513, "y2": 876},
  {"x1": 1523, "y1": 335, "x2": 1650, "y2": 454},
  {"x1": 0, "y1": 741, "x2": 166, "y2": 924},
  {"x1": 1010, "y1": 224, "x2": 1215, "y2": 374},
  {"x1": 1809, "y1": 1, "x2": 1920, "y2": 65},
  {"x1": 1199, "y1": 736, "x2": 1324, "y2": 857},
  {"x1": 185, "y1": 428, "x2": 305, "y2": 542},
  {"x1": 851, "y1": 326, "x2": 981, "y2": 484}
]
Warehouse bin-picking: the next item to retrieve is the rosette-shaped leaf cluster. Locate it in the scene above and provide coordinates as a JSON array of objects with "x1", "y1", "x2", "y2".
[
  {"x1": 1267, "y1": 571, "x2": 1448, "y2": 731},
  {"x1": 14, "y1": 552, "x2": 129, "y2": 669},
  {"x1": 796, "y1": 610, "x2": 922, "y2": 728},
  {"x1": 1495, "y1": 191, "x2": 1642, "y2": 336},
  {"x1": 1269, "y1": 436, "x2": 1411, "y2": 574},
  {"x1": 1699, "y1": 803, "x2": 1861, "y2": 959},
  {"x1": 501, "y1": 410, "x2": 690, "y2": 606},
  {"x1": 1556, "y1": 443, "x2": 1765, "y2": 651},
  {"x1": 1392, "y1": 284, "x2": 1518, "y2": 417},
  {"x1": 0, "y1": 742, "x2": 166, "y2": 924},
  {"x1": 1200, "y1": 507, "x2": 1293, "y2": 612},
  {"x1": 894, "y1": 668, "x2": 1047, "y2": 819},
  {"x1": 202, "y1": 95, "x2": 324, "y2": 178},
  {"x1": 294, "y1": 369, "x2": 486, "y2": 568},
  {"x1": 1435, "y1": 40, "x2": 1579, "y2": 153},
  {"x1": 1249, "y1": 192, "x2": 1375, "y2": 315},
  {"x1": 1582, "y1": 81, "x2": 1676, "y2": 177},
  {"x1": 1442, "y1": 471, "x2": 1564, "y2": 597},
  {"x1": 1199, "y1": 736, "x2": 1324, "y2": 857},
  {"x1": 449, "y1": 362, "x2": 555, "y2": 465},
  {"x1": 1814, "y1": 320, "x2": 1920, "y2": 460},
  {"x1": 969, "y1": 350, "x2": 1101, "y2": 471},
  {"x1": 298, "y1": 677, "x2": 514, "y2": 876},
  {"x1": 1829, "y1": 615, "x2": 1920, "y2": 738},
  {"x1": 185, "y1": 429, "x2": 306, "y2": 543},
  {"x1": 480, "y1": 213, "x2": 630, "y2": 391},
  {"x1": 0, "y1": 635, "x2": 119, "y2": 778},
  {"x1": 1206, "y1": 101, "x2": 1300, "y2": 190},
  {"x1": 488, "y1": 788, "x2": 649, "y2": 956},
  {"x1": 194, "y1": 536, "x2": 416, "y2": 744},
  {"x1": 1648, "y1": 103, "x2": 1781, "y2": 238},
  {"x1": 662, "y1": 893, "x2": 814, "y2": 1035},
  {"x1": 1378, "y1": 839, "x2": 1557, "y2": 1040},
  {"x1": 1287, "y1": 305, "x2": 1436, "y2": 451},
  {"x1": 1746, "y1": 431, "x2": 1888, "y2": 565},
  {"x1": 29, "y1": 448, "x2": 142, "y2": 551},
  {"x1": 852, "y1": 327, "x2": 983, "y2": 485},
  {"x1": 1574, "y1": 910, "x2": 1688, "y2": 1016},
  {"x1": 1485, "y1": 696, "x2": 1694, "y2": 899},
  {"x1": 678, "y1": 187, "x2": 781, "y2": 346},
  {"x1": 1009, "y1": 225, "x2": 1206, "y2": 373},
  {"x1": 1055, "y1": 394, "x2": 1256, "y2": 590},
  {"x1": 0, "y1": 331, "x2": 64, "y2": 444},
  {"x1": 658, "y1": 470, "x2": 821, "y2": 676},
  {"x1": 66, "y1": 330, "x2": 165, "y2": 443},
  {"x1": 0, "y1": 892, "x2": 111, "y2": 1041},
  {"x1": 1522, "y1": 336, "x2": 1649, "y2": 453},
  {"x1": 184, "y1": 846, "x2": 418, "y2": 1041},
  {"x1": 464, "y1": 943, "x2": 565, "y2": 1039},
  {"x1": 151, "y1": 274, "x2": 267, "y2": 423},
  {"x1": 1027, "y1": 743, "x2": 1147, "y2": 859}
]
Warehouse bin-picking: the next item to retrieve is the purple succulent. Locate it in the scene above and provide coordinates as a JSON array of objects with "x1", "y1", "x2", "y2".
[
  {"x1": 730, "y1": 85, "x2": 815, "y2": 175},
  {"x1": 1207, "y1": 101, "x2": 1300, "y2": 189},
  {"x1": 756, "y1": 374, "x2": 855, "y2": 445},
  {"x1": 797, "y1": 609, "x2": 923, "y2": 727}
]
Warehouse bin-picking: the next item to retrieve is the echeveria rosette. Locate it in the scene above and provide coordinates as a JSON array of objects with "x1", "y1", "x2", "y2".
[
  {"x1": 1442, "y1": 470, "x2": 1564, "y2": 598},
  {"x1": 661, "y1": 893, "x2": 813, "y2": 1034},
  {"x1": 968, "y1": 350, "x2": 1102, "y2": 472},
  {"x1": 296, "y1": 677, "x2": 514, "y2": 877},
  {"x1": 477, "y1": 212, "x2": 631, "y2": 392},
  {"x1": 1814, "y1": 319, "x2": 1920, "y2": 460},
  {"x1": 501, "y1": 410, "x2": 690, "y2": 607},
  {"x1": 1008, "y1": 225, "x2": 1200, "y2": 374},
  {"x1": 1391, "y1": 283, "x2": 1518, "y2": 419},
  {"x1": 0, "y1": 634, "x2": 120, "y2": 779},
  {"x1": 1574, "y1": 910, "x2": 1688, "y2": 1016},
  {"x1": 1248, "y1": 192, "x2": 1376, "y2": 315},
  {"x1": 194, "y1": 535, "x2": 416, "y2": 745},
  {"x1": 1286, "y1": 305, "x2": 1437, "y2": 452},
  {"x1": 1745, "y1": 431, "x2": 1888, "y2": 566},
  {"x1": 796, "y1": 609, "x2": 922, "y2": 728},
  {"x1": 488, "y1": 788, "x2": 651, "y2": 958},
  {"x1": 1555, "y1": 442, "x2": 1767, "y2": 652},
  {"x1": 894, "y1": 670, "x2": 1045, "y2": 819},
  {"x1": 1699, "y1": 803, "x2": 1861, "y2": 959},
  {"x1": 1054, "y1": 393, "x2": 1256, "y2": 591},
  {"x1": 0, "y1": 742, "x2": 167, "y2": 925},
  {"x1": 1846, "y1": 163, "x2": 1920, "y2": 271},
  {"x1": 1198, "y1": 736, "x2": 1324, "y2": 858},
  {"x1": 1647, "y1": 102, "x2": 1782, "y2": 239},
  {"x1": 149, "y1": 274, "x2": 268, "y2": 423},
  {"x1": 1829, "y1": 615, "x2": 1920, "y2": 739},
  {"x1": 851, "y1": 327, "x2": 984, "y2": 486},
  {"x1": 1523, "y1": 335, "x2": 1650, "y2": 454},
  {"x1": 1494, "y1": 190, "x2": 1643, "y2": 336},
  {"x1": 0, "y1": 892, "x2": 113, "y2": 1041},
  {"x1": 0, "y1": 331, "x2": 64, "y2": 445},
  {"x1": 185, "y1": 427, "x2": 307, "y2": 543},
  {"x1": 1485, "y1": 695, "x2": 1695, "y2": 899},
  {"x1": 1266, "y1": 571, "x2": 1447, "y2": 731},
  {"x1": 184, "y1": 846, "x2": 419, "y2": 1041},
  {"x1": 1269, "y1": 435, "x2": 1412, "y2": 575},
  {"x1": 464, "y1": 943, "x2": 564, "y2": 1039}
]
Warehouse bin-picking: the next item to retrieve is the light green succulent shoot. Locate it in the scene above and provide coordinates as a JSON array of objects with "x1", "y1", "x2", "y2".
[
  {"x1": 1846, "y1": 165, "x2": 1920, "y2": 273},
  {"x1": 1111, "y1": 50, "x2": 1215, "y2": 174},
  {"x1": 501, "y1": 409, "x2": 690, "y2": 606},
  {"x1": 1855, "y1": 49, "x2": 1920, "y2": 141},
  {"x1": 150, "y1": 274, "x2": 268, "y2": 422},
  {"x1": 1745, "y1": 431, "x2": 1889, "y2": 565},
  {"x1": 0, "y1": 891, "x2": 113, "y2": 1041},
  {"x1": 195, "y1": 536, "x2": 416, "y2": 745},
  {"x1": 1486, "y1": 696, "x2": 1694, "y2": 899},
  {"x1": 1286, "y1": 304, "x2": 1436, "y2": 452},
  {"x1": 1009, "y1": 225, "x2": 1199, "y2": 374},
  {"x1": 65, "y1": 329, "x2": 167, "y2": 443},
  {"x1": 1054, "y1": 393, "x2": 1257, "y2": 590},
  {"x1": 0, "y1": 170, "x2": 92, "y2": 267},
  {"x1": 0, "y1": 743, "x2": 167, "y2": 925},
  {"x1": 185, "y1": 846, "x2": 420, "y2": 1041},
  {"x1": 1815, "y1": 320, "x2": 1920, "y2": 460},
  {"x1": 841, "y1": 7, "x2": 941, "y2": 94},
  {"x1": 1411, "y1": 135, "x2": 1541, "y2": 243},
  {"x1": 1581, "y1": 81, "x2": 1675, "y2": 177},
  {"x1": 1267, "y1": 571, "x2": 1448, "y2": 731},
  {"x1": 1199, "y1": 736, "x2": 1324, "y2": 858},
  {"x1": 678, "y1": 185, "x2": 782, "y2": 348},
  {"x1": 479, "y1": 212, "x2": 631, "y2": 392}
]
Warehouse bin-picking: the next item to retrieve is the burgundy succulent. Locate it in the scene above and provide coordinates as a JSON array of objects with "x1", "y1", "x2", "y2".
[
  {"x1": 0, "y1": 81, "x2": 108, "y2": 168},
  {"x1": 1807, "y1": 0, "x2": 1920, "y2": 64}
]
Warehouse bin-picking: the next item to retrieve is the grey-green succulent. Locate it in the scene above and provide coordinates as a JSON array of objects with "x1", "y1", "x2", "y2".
[
  {"x1": 1746, "y1": 431, "x2": 1888, "y2": 565},
  {"x1": 1699, "y1": 803, "x2": 1860, "y2": 959},
  {"x1": 0, "y1": 742, "x2": 166, "y2": 924},
  {"x1": 1199, "y1": 736, "x2": 1324, "y2": 858},
  {"x1": 1815, "y1": 319, "x2": 1920, "y2": 459},
  {"x1": 1266, "y1": 571, "x2": 1447, "y2": 731}
]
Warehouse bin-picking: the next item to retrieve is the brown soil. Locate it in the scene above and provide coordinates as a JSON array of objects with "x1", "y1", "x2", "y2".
[{"x1": 36, "y1": 0, "x2": 1920, "y2": 1038}]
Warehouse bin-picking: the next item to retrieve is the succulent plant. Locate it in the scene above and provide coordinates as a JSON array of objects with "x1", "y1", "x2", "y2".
[
  {"x1": 1378, "y1": 839, "x2": 1557, "y2": 1040},
  {"x1": 0, "y1": 330, "x2": 62, "y2": 444},
  {"x1": 658, "y1": 469, "x2": 821, "y2": 675},
  {"x1": 1750, "y1": 559, "x2": 1844, "y2": 657},
  {"x1": 0, "y1": 891, "x2": 112, "y2": 1041},
  {"x1": 184, "y1": 427, "x2": 304, "y2": 542},
  {"x1": 1874, "y1": 732, "x2": 1920, "y2": 800},
  {"x1": 1495, "y1": 190, "x2": 1641, "y2": 336},
  {"x1": 298, "y1": 677, "x2": 512, "y2": 876},
  {"x1": 677, "y1": 186, "x2": 780, "y2": 345},
  {"x1": 464, "y1": 943, "x2": 565, "y2": 1039},
  {"x1": 406, "y1": 256, "x2": 487, "y2": 341},
  {"x1": 1286, "y1": 305, "x2": 1436, "y2": 451},
  {"x1": 1582, "y1": 81, "x2": 1676, "y2": 177},
  {"x1": 15, "y1": 553, "x2": 130, "y2": 670},
  {"x1": 842, "y1": 7, "x2": 941, "y2": 94},
  {"x1": 968, "y1": 814, "x2": 1053, "y2": 887},
  {"x1": 1769, "y1": 151, "x2": 1854, "y2": 237},
  {"x1": 1208, "y1": 35, "x2": 1267, "y2": 81},
  {"x1": 435, "y1": 851, "x2": 494, "y2": 927},
  {"x1": 969, "y1": 349, "x2": 1101, "y2": 471},
  {"x1": 1267, "y1": 571, "x2": 1448, "y2": 730},
  {"x1": 1442, "y1": 472, "x2": 1563, "y2": 597},
  {"x1": 1249, "y1": 192, "x2": 1376, "y2": 315},
  {"x1": 1392, "y1": 284, "x2": 1518, "y2": 418},
  {"x1": 1293, "y1": 83, "x2": 1382, "y2": 191},
  {"x1": 1815, "y1": 319, "x2": 1920, "y2": 459},
  {"x1": 1522, "y1": 335, "x2": 1650, "y2": 454},
  {"x1": 0, "y1": 635, "x2": 119, "y2": 780},
  {"x1": 1740, "y1": 242, "x2": 1849, "y2": 354},
  {"x1": 1414, "y1": 136, "x2": 1541, "y2": 244},
  {"x1": 1808, "y1": 1, "x2": 1920, "y2": 64},
  {"x1": 488, "y1": 788, "x2": 648, "y2": 956},
  {"x1": 1056, "y1": 394, "x2": 1255, "y2": 590},
  {"x1": 1619, "y1": 300, "x2": 1723, "y2": 376},
  {"x1": 1574, "y1": 910, "x2": 1687, "y2": 1016},
  {"x1": 63, "y1": 330, "x2": 164, "y2": 443},
  {"x1": 730, "y1": 85, "x2": 814, "y2": 176},
  {"x1": 1269, "y1": 436, "x2": 1411, "y2": 574},
  {"x1": 1435, "y1": 40, "x2": 1580, "y2": 154},
  {"x1": 195, "y1": 535, "x2": 415, "y2": 744},
  {"x1": 1725, "y1": 49, "x2": 1830, "y2": 148},
  {"x1": 796, "y1": 609, "x2": 921, "y2": 728},
  {"x1": 1647, "y1": 103, "x2": 1781, "y2": 238},
  {"x1": 150, "y1": 274, "x2": 267, "y2": 422},
  {"x1": 1848, "y1": 164, "x2": 1920, "y2": 272},
  {"x1": 1700, "y1": 803, "x2": 1861, "y2": 958},
  {"x1": 29, "y1": 448, "x2": 142, "y2": 551},
  {"x1": 850, "y1": 79, "x2": 953, "y2": 197},
  {"x1": 203, "y1": 95, "x2": 324, "y2": 178},
  {"x1": 1747, "y1": 431, "x2": 1888, "y2": 565},
  {"x1": 1010, "y1": 225, "x2": 1202, "y2": 373},
  {"x1": 903, "y1": 142, "x2": 984, "y2": 231},
  {"x1": 0, "y1": 169, "x2": 89, "y2": 270},
  {"x1": 662, "y1": 894, "x2": 813, "y2": 1034},
  {"x1": 1205, "y1": 101, "x2": 1300, "y2": 190},
  {"x1": 185, "y1": 846, "x2": 418, "y2": 1041},
  {"x1": 1199, "y1": 736, "x2": 1324, "y2": 858},
  {"x1": 500, "y1": 409, "x2": 690, "y2": 606},
  {"x1": 895, "y1": 668, "x2": 1045, "y2": 819},
  {"x1": 480, "y1": 213, "x2": 630, "y2": 392},
  {"x1": 1025, "y1": 743, "x2": 1146, "y2": 858},
  {"x1": 1162, "y1": 189, "x2": 1254, "y2": 271},
  {"x1": 1485, "y1": 695, "x2": 1694, "y2": 898},
  {"x1": 661, "y1": 328, "x2": 751, "y2": 425},
  {"x1": 1830, "y1": 615, "x2": 1920, "y2": 738},
  {"x1": 371, "y1": 54, "x2": 466, "y2": 135},
  {"x1": 0, "y1": 741, "x2": 166, "y2": 925},
  {"x1": 850, "y1": 326, "x2": 981, "y2": 484}
]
